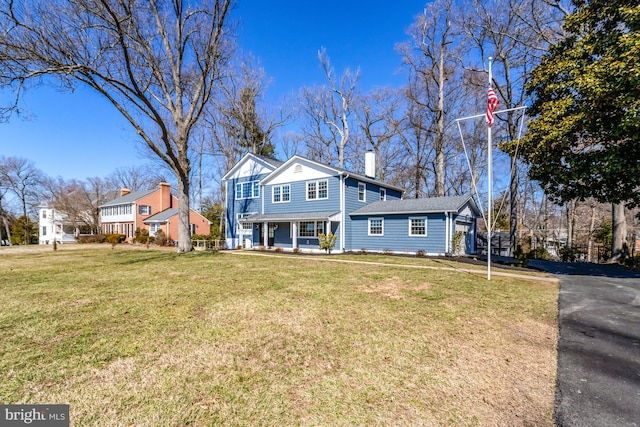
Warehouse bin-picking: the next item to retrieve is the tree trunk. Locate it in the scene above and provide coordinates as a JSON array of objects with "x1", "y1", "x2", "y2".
[
  {"x1": 587, "y1": 205, "x2": 596, "y2": 263},
  {"x1": 610, "y1": 203, "x2": 628, "y2": 262},
  {"x1": 1, "y1": 215, "x2": 11, "y2": 246},
  {"x1": 434, "y1": 47, "x2": 446, "y2": 197},
  {"x1": 566, "y1": 199, "x2": 575, "y2": 248},
  {"x1": 176, "y1": 175, "x2": 193, "y2": 253}
]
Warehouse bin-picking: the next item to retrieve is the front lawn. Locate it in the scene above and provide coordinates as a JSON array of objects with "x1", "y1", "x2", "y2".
[{"x1": 0, "y1": 246, "x2": 558, "y2": 426}]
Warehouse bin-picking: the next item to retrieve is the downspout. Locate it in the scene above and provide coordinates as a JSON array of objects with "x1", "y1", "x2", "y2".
[
  {"x1": 445, "y1": 212, "x2": 450, "y2": 255},
  {"x1": 341, "y1": 173, "x2": 349, "y2": 251},
  {"x1": 224, "y1": 182, "x2": 231, "y2": 248}
]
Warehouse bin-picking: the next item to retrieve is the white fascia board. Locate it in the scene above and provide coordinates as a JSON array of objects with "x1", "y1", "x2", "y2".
[
  {"x1": 260, "y1": 156, "x2": 341, "y2": 186},
  {"x1": 222, "y1": 153, "x2": 276, "y2": 181}
]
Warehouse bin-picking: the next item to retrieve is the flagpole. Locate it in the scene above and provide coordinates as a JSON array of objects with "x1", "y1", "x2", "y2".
[{"x1": 487, "y1": 57, "x2": 493, "y2": 281}]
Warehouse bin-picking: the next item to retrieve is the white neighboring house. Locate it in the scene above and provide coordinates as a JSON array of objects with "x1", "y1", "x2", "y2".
[{"x1": 37, "y1": 204, "x2": 78, "y2": 245}]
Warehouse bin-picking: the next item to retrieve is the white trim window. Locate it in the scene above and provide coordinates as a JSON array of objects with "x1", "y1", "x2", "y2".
[
  {"x1": 307, "y1": 180, "x2": 328, "y2": 200},
  {"x1": 237, "y1": 213, "x2": 255, "y2": 232},
  {"x1": 299, "y1": 221, "x2": 324, "y2": 237},
  {"x1": 358, "y1": 182, "x2": 366, "y2": 202},
  {"x1": 139, "y1": 205, "x2": 151, "y2": 215},
  {"x1": 235, "y1": 180, "x2": 260, "y2": 200},
  {"x1": 409, "y1": 218, "x2": 427, "y2": 236},
  {"x1": 272, "y1": 184, "x2": 291, "y2": 203},
  {"x1": 149, "y1": 223, "x2": 161, "y2": 236},
  {"x1": 380, "y1": 188, "x2": 386, "y2": 201},
  {"x1": 368, "y1": 218, "x2": 384, "y2": 236}
]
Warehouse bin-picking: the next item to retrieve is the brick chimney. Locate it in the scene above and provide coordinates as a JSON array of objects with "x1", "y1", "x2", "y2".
[
  {"x1": 159, "y1": 182, "x2": 171, "y2": 210},
  {"x1": 120, "y1": 188, "x2": 131, "y2": 197}
]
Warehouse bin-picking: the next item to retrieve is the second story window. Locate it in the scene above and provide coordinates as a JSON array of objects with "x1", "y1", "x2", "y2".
[
  {"x1": 139, "y1": 205, "x2": 151, "y2": 215},
  {"x1": 380, "y1": 188, "x2": 386, "y2": 201},
  {"x1": 235, "y1": 180, "x2": 260, "y2": 200},
  {"x1": 273, "y1": 184, "x2": 290, "y2": 203},
  {"x1": 307, "y1": 180, "x2": 328, "y2": 200},
  {"x1": 358, "y1": 182, "x2": 366, "y2": 202}
]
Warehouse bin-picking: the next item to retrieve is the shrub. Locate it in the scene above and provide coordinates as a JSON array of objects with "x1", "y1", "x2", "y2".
[
  {"x1": 359, "y1": 248, "x2": 367, "y2": 255},
  {"x1": 513, "y1": 245, "x2": 529, "y2": 267},
  {"x1": 293, "y1": 247, "x2": 301, "y2": 254},
  {"x1": 77, "y1": 234, "x2": 106, "y2": 244},
  {"x1": 133, "y1": 228, "x2": 152, "y2": 244},
  {"x1": 560, "y1": 245, "x2": 579, "y2": 262},
  {"x1": 528, "y1": 246, "x2": 550, "y2": 260},
  {"x1": 155, "y1": 229, "x2": 167, "y2": 246},
  {"x1": 416, "y1": 249, "x2": 426, "y2": 258},
  {"x1": 383, "y1": 248, "x2": 393, "y2": 255},
  {"x1": 275, "y1": 246, "x2": 283, "y2": 253},
  {"x1": 105, "y1": 234, "x2": 125, "y2": 248},
  {"x1": 191, "y1": 233, "x2": 211, "y2": 241},
  {"x1": 318, "y1": 232, "x2": 337, "y2": 254},
  {"x1": 451, "y1": 231, "x2": 465, "y2": 256}
]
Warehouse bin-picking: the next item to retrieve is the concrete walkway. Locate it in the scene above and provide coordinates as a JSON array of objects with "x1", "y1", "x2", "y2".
[
  {"x1": 528, "y1": 260, "x2": 640, "y2": 427},
  {"x1": 225, "y1": 250, "x2": 558, "y2": 283}
]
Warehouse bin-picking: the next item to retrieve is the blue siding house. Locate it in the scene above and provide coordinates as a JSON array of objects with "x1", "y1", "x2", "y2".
[{"x1": 223, "y1": 153, "x2": 480, "y2": 255}]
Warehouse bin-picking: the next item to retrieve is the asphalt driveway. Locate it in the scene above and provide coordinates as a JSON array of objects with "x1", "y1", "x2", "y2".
[{"x1": 528, "y1": 260, "x2": 640, "y2": 426}]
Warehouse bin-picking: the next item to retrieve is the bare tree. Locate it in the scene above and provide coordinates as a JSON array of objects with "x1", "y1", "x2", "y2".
[
  {"x1": 397, "y1": 0, "x2": 462, "y2": 196},
  {"x1": 215, "y1": 58, "x2": 291, "y2": 158},
  {"x1": 353, "y1": 88, "x2": 404, "y2": 182},
  {"x1": 0, "y1": 156, "x2": 43, "y2": 219},
  {"x1": 300, "y1": 48, "x2": 359, "y2": 169},
  {"x1": 396, "y1": 100, "x2": 431, "y2": 198},
  {"x1": 0, "y1": 0, "x2": 234, "y2": 252},
  {"x1": 106, "y1": 165, "x2": 166, "y2": 192},
  {"x1": 458, "y1": 0, "x2": 566, "y2": 255}
]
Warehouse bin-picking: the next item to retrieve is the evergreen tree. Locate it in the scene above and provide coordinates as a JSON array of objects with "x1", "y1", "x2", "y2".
[{"x1": 517, "y1": 0, "x2": 640, "y2": 208}]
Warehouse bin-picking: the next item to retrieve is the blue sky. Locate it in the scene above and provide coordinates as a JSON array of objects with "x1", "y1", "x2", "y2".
[{"x1": 1, "y1": 1, "x2": 424, "y2": 181}]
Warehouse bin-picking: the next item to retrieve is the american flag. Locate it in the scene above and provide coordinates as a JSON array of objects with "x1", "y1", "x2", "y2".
[{"x1": 486, "y1": 88, "x2": 499, "y2": 126}]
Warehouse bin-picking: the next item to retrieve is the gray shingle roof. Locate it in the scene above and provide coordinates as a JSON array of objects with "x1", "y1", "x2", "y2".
[
  {"x1": 350, "y1": 195, "x2": 476, "y2": 216},
  {"x1": 99, "y1": 189, "x2": 156, "y2": 207},
  {"x1": 143, "y1": 208, "x2": 179, "y2": 223},
  {"x1": 244, "y1": 211, "x2": 341, "y2": 222},
  {"x1": 254, "y1": 154, "x2": 284, "y2": 168}
]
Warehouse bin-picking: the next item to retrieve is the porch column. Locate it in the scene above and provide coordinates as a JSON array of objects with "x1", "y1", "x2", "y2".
[
  {"x1": 292, "y1": 221, "x2": 298, "y2": 250},
  {"x1": 263, "y1": 221, "x2": 269, "y2": 248}
]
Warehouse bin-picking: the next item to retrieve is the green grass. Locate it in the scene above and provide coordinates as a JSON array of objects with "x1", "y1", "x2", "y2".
[{"x1": 0, "y1": 246, "x2": 558, "y2": 426}]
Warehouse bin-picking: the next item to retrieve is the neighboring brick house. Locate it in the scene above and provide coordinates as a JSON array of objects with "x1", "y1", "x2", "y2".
[{"x1": 99, "y1": 182, "x2": 211, "y2": 242}]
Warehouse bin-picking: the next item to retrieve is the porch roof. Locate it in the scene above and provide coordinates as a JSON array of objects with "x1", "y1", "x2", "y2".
[
  {"x1": 143, "y1": 208, "x2": 178, "y2": 223},
  {"x1": 242, "y1": 211, "x2": 341, "y2": 222}
]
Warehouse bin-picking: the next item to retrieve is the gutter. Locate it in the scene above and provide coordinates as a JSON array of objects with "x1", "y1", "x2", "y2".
[{"x1": 341, "y1": 173, "x2": 349, "y2": 251}]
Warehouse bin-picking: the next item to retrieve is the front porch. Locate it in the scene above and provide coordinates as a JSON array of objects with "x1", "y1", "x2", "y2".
[{"x1": 238, "y1": 211, "x2": 341, "y2": 253}]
